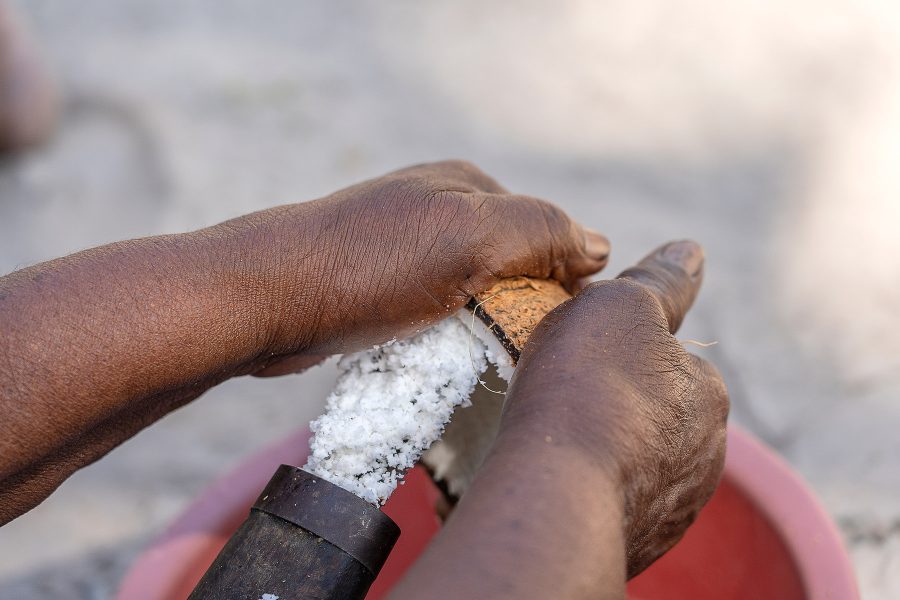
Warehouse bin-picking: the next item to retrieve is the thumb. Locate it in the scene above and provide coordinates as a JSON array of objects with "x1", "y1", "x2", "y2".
[{"x1": 617, "y1": 240, "x2": 704, "y2": 333}]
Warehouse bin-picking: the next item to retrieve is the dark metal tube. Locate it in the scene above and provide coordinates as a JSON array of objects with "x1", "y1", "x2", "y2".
[{"x1": 188, "y1": 465, "x2": 401, "y2": 600}]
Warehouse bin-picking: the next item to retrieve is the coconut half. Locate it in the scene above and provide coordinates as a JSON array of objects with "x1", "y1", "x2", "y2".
[
  {"x1": 425, "y1": 277, "x2": 572, "y2": 498},
  {"x1": 466, "y1": 276, "x2": 573, "y2": 364}
]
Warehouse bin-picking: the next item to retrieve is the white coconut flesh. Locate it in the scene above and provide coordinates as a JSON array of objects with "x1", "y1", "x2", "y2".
[{"x1": 303, "y1": 310, "x2": 513, "y2": 506}]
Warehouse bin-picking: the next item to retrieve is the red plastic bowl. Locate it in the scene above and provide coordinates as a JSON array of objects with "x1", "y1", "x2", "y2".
[{"x1": 117, "y1": 425, "x2": 858, "y2": 599}]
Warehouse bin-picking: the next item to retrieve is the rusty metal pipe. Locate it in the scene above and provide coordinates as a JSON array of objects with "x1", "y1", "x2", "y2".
[{"x1": 188, "y1": 465, "x2": 400, "y2": 600}]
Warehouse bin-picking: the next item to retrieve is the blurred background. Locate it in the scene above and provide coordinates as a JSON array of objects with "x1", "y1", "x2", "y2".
[{"x1": 0, "y1": 0, "x2": 898, "y2": 597}]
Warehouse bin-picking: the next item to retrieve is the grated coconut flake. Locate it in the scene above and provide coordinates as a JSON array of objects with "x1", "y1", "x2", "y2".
[{"x1": 303, "y1": 311, "x2": 503, "y2": 505}]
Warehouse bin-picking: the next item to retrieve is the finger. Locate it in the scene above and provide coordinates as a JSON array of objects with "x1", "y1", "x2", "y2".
[
  {"x1": 488, "y1": 194, "x2": 610, "y2": 289},
  {"x1": 252, "y1": 354, "x2": 328, "y2": 377},
  {"x1": 617, "y1": 240, "x2": 704, "y2": 333}
]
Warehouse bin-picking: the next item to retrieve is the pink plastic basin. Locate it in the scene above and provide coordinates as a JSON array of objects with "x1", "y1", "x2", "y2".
[{"x1": 117, "y1": 425, "x2": 858, "y2": 599}]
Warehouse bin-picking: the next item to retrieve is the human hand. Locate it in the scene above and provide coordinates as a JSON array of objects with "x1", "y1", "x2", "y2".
[
  {"x1": 224, "y1": 160, "x2": 609, "y2": 373},
  {"x1": 500, "y1": 240, "x2": 728, "y2": 578}
]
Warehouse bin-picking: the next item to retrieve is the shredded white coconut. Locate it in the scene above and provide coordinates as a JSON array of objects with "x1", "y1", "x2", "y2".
[{"x1": 304, "y1": 312, "x2": 498, "y2": 505}]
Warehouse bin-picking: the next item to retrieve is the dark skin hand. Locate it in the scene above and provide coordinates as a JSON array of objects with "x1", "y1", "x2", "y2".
[
  {"x1": 0, "y1": 159, "x2": 727, "y2": 597},
  {"x1": 0, "y1": 160, "x2": 609, "y2": 525},
  {"x1": 390, "y1": 240, "x2": 729, "y2": 599}
]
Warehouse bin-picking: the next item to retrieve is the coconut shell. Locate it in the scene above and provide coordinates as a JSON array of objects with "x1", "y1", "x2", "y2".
[
  {"x1": 425, "y1": 277, "x2": 573, "y2": 499},
  {"x1": 308, "y1": 276, "x2": 577, "y2": 508},
  {"x1": 466, "y1": 276, "x2": 572, "y2": 363}
]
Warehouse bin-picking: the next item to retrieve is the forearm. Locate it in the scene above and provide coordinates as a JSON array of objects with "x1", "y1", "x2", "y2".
[
  {"x1": 0, "y1": 207, "x2": 321, "y2": 523},
  {"x1": 391, "y1": 429, "x2": 627, "y2": 600}
]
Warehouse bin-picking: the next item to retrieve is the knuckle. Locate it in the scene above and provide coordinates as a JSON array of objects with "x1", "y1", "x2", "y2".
[
  {"x1": 382, "y1": 177, "x2": 467, "y2": 216},
  {"x1": 375, "y1": 175, "x2": 424, "y2": 203},
  {"x1": 437, "y1": 158, "x2": 481, "y2": 173},
  {"x1": 430, "y1": 159, "x2": 487, "y2": 186},
  {"x1": 579, "y1": 278, "x2": 662, "y2": 317},
  {"x1": 533, "y1": 198, "x2": 572, "y2": 237},
  {"x1": 501, "y1": 196, "x2": 571, "y2": 236},
  {"x1": 563, "y1": 281, "x2": 672, "y2": 356},
  {"x1": 620, "y1": 264, "x2": 688, "y2": 302}
]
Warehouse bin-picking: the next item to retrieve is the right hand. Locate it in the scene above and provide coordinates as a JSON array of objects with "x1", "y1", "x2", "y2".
[{"x1": 500, "y1": 240, "x2": 729, "y2": 578}]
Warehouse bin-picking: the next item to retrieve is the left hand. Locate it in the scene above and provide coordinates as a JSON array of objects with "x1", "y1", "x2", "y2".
[{"x1": 223, "y1": 160, "x2": 610, "y2": 374}]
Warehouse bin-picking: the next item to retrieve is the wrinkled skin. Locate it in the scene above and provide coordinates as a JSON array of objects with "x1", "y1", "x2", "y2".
[
  {"x1": 391, "y1": 241, "x2": 729, "y2": 599},
  {"x1": 0, "y1": 160, "x2": 727, "y2": 598}
]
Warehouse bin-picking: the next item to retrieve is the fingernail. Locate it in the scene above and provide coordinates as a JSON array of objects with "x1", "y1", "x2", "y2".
[
  {"x1": 661, "y1": 240, "x2": 704, "y2": 277},
  {"x1": 583, "y1": 228, "x2": 611, "y2": 260}
]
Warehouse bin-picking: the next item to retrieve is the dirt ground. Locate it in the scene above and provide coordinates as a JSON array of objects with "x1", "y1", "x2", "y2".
[{"x1": 1, "y1": 1, "x2": 898, "y2": 597}]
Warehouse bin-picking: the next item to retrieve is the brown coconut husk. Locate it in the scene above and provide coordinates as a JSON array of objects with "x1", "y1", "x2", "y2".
[
  {"x1": 466, "y1": 276, "x2": 572, "y2": 362},
  {"x1": 424, "y1": 277, "x2": 573, "y2": 501}
]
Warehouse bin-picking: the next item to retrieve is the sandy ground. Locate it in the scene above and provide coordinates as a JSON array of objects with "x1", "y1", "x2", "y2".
[{"x1": 1, "y1": 0, "x2": 899, "y2": 597}]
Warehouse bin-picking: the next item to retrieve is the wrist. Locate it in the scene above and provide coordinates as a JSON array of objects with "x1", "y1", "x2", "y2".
[
  {"x1": 464, "y1": 422, "x2": 628, "y2": 598},
  {"x1": 201, "y1": 202, "x2": 329, "y2": 359},
  {"x1": 492, "y1": 418, "x2": 626, "y2": 511},
  {"x1": 498, "y1": 375, "x2": 636, "y2": 488}
]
